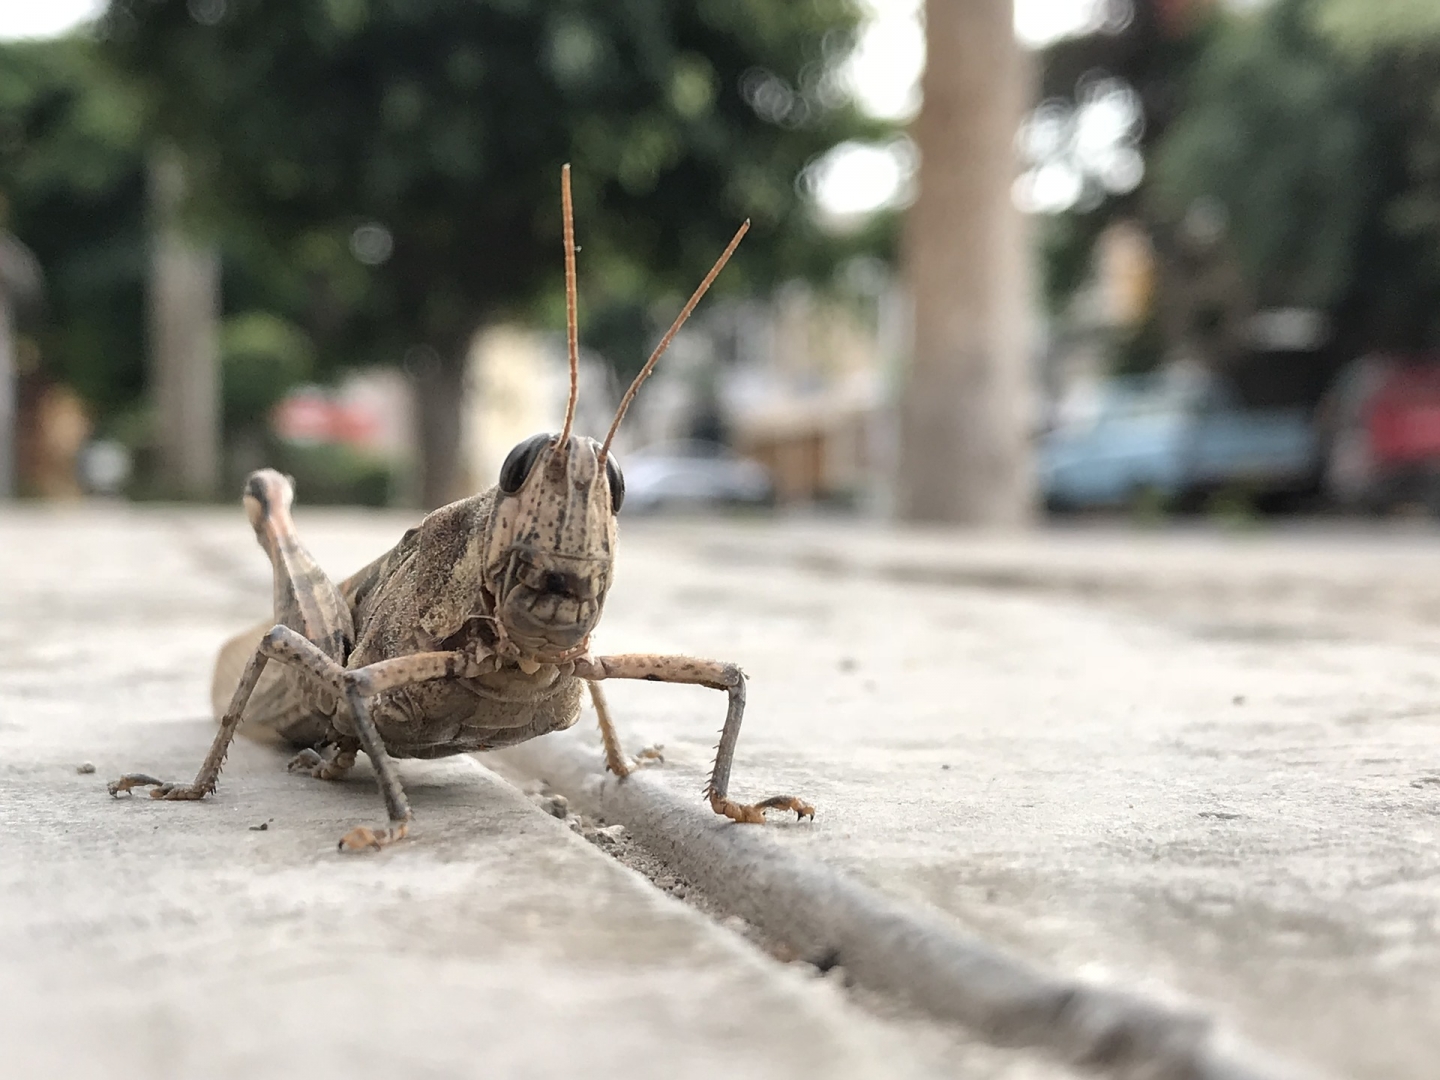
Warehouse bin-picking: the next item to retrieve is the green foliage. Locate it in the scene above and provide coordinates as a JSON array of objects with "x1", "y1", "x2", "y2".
[
  {"x1": 267, "y1": 438, "x2": 394, "y2": 506},
  {"x1": 1038, "y1": 0, "x2": 1440, "y2": 363},
  {"x1": 0, "y1": 37, "x2": 147, "y2": 423},
  {"x1": 1345, "y1": 47, "x2": 1440, "y2": 348},
  {"x1": 1150, "y1": 0, "x2": 1370, "y2": 310},
  {"x1": 101, "y1": 0, "x2": 883, "y2": 367},
  {"x1": 220, "y1": 311, "x2": 314, "y2": 430},
  {"x1": 1315, "y1": 0, "x2": 1440, "y2": 51},
  {"x1": 100, "y1": 0, "x2": 889, "y2": 502},
  {"x1": 1039, "y1": 210, "x2": 1109, "y2": 316},
  {"x1": 1034, "y1": 1, "x2": 1219, "y2": 318},
  {"x1": 1113, "y1": 306, "x2": 1166, "y2": 376},
  {"x1": 1144, "y1": 0, "x2": 1440, "y2": 349}
]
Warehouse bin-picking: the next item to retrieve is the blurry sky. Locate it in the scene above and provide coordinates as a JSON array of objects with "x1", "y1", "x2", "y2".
[
  {"x1": 0, "y1": 0, "x2": 1135, "y2": 218},
  {"x1": 0, "y1": 0, "x2": 105, "y2": 40}
]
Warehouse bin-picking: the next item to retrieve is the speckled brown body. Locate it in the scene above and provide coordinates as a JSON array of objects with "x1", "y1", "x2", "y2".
[{"x1": 213, "y1": 481, "x2": 599, "y2": 761}]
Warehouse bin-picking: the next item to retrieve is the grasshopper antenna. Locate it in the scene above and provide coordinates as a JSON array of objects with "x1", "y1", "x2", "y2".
[
  {"x1": 559, "y1": 163, "x2": 580, "y2": 446},
  {"x1": 598, "y1": 219, "x2": 749, "y2": 465}
]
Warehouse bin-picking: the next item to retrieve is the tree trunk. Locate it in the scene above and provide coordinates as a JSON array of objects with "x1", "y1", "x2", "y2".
[
  {"x1": 149, "y1": 149, "x2": 221, "y2": 501},
  {"x1": 897, "y1": 0, "x2": 1034, "y2": 525},
  {"x1": 0, "y1": 288, "x2": 13, "y2": 499},
  {"x1": 413, "y1": 347, "x2": 468, "y2": 509}
]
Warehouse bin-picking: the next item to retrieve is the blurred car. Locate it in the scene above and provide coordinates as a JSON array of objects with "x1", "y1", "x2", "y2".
[
  {"x1": 619, "y1": 439, "x2": 773, "y2": 513},
  {"x1": 1321, "y1": 354, "x2": 1440, "y2": 513},
  {"x1": 1040, "y1": 370, "x2": 1318, "y2": 511}
]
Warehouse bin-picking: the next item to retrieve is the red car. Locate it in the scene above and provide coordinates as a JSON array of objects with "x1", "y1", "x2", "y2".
[{"x1": 1323, "y1": 355, "x2": 1440, "y2": 512}]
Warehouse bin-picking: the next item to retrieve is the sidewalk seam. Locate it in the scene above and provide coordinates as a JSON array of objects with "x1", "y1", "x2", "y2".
[{"x1": 494, "y1": 736, "x2": 1314, "y2": 1080}]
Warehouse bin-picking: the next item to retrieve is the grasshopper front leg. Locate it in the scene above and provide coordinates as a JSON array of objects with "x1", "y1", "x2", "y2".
[{"x1": 575, "y1": 655, "x2": 815, "y2": 824}]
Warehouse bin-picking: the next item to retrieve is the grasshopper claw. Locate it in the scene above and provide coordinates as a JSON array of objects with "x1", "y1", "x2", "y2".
[
  {"x1": 709, "y1": 793, "x2": 816, "y2": 824},
  {"x1": 754, "y1": 795, "x2": 816, "y2": 821},
  {"x1": 107, "y1": 774, "x2": 210, "y2": 800},
  {"x1": 337, "y1": 821, "x2": 409, "y2": 853}
]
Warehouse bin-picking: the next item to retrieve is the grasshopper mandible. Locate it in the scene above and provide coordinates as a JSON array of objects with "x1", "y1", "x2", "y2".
[{"x1": 109, "y1": 165, "x2": 814, "y2": 850}]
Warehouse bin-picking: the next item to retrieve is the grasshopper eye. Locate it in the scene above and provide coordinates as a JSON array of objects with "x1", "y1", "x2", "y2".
[
  {"x1": 499, "y1": 433, "x2": 552, "y2": 494},
  {"x1": 605, "y1": 454, "x2": 625, "y2": 513}
]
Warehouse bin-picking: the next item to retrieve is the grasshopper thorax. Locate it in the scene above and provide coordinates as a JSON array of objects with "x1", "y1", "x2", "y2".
[{"x1": 483, "y1": 432, "x2": 623, "y2": 659}]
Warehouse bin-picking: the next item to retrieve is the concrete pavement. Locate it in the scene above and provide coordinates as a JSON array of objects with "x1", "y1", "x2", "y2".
[{"x1": 4, "y1": 504, "x2": 1438, "y2": 1079}]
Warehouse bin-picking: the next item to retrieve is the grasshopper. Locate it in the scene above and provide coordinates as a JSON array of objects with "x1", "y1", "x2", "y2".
[{"x1": 109, "y1": 165, "x2": 814, "y2": 850}]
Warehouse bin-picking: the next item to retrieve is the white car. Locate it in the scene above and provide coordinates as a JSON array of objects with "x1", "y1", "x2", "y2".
[{"x1": 620, "y1": 440, "x2": 773, "y2": 514}]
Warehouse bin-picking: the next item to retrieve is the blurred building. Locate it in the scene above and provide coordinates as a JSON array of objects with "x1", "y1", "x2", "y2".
[
  {"x1": 459, "y1": 280, "x2": 901, "y2": 511},
  {"x1": 1047, "y1": 219, "x2": 1158, "y2": 403},
  {"x1": 724, "y1": 284, "x2": 894, "y2": 508},
  {"x1": 18, "y1": 382, "x2": 89, "y2": 499},
  {"x1": 464, "y1": 326, "x2": 612, "y2": 492}
]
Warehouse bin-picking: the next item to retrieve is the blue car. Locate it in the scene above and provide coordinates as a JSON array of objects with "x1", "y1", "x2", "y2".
[{"x1": 1040, "y1": 372, "x2": 1318, "y2": 510}]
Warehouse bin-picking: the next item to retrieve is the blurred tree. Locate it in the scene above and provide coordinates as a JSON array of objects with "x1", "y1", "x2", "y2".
[
  {"x1": 1151, "y1": 0, "x2": 1440, "y2": 357},
  {"x1": 898, "y1": 0, "x2": 1032, "y2": 525},
  {"x1": 1315, "y1": 0, "x2": 1440, "y2": 46},
  {"x1": 1150, "y1": 0, "x2": 1370, "y2": 313},
  {"x1": 149, "y1": 148, "x2": 222, "y2": 499},
  {"x1": 0, "y1": 38, "x2": 147, "y2": 426},
  {"x1": 102, "y1": 0, "x2": 883, "y2": 507},
  {"x1": 1032, "y1": 0, "x2": 1217, "y2": 318},
  {"x1": 1035, "y1": 0, "x2": 1440, "y2": 407},
  {"x1": 1315, "y1": 0, "x2": 1440, "y2": 351}
]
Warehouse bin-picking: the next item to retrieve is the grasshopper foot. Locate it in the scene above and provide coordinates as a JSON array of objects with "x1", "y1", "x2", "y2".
[
  {"x1": 287, "y1": 745, "x2": 356, "y2": 781},
  {"x1": 338, "y1": 821, "x2": 409, "y2": 853},
  {"x1": 708, "y1": 791, "x2": 815, "y2": 824},
  {"x1": 287, "y1": 748, "x2": 324, "y2": 773},
  {"x1": 150, "y1": 782, "x2": 210, "y2": 800},
  {"x1": 107, "y1": 774, "x2": 211, "y2": 800}
]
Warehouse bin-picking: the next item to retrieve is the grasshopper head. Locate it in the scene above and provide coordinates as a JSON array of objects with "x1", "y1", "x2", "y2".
[{"x1": 482, "y1": 431, "x2": 623, "y2": 658}]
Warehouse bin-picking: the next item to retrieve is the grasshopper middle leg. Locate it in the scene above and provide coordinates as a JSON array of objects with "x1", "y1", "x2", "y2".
[
  {"x1": 588, "y1": 680, "x2": 664, "y2": 778},
  {"x1": 576, "y1": 654, "x2": 814, "y2": 824}
]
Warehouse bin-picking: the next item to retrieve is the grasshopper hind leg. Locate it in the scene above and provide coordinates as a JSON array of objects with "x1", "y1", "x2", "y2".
[
  {"x1": 108, "y1": 639, "x2": 274, "y2": 802},
  {"x1": 109, "y1": 470, "x2": 417, "y2": 850}
]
